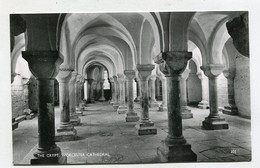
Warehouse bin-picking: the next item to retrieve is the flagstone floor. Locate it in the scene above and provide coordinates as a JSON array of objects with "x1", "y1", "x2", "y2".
[{"x1": 13, "y1": 101, "x2": 251, "y2": 165}]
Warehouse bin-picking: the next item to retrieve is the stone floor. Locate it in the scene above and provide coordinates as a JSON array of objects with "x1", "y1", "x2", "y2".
[{"x1": 13, "y1": 101, "x2": 251, "y2": 165}]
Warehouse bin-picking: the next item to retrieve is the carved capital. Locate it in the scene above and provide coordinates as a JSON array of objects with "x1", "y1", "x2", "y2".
[
  {"x1": 117, "y1": 74, "x2": 125, "y2": 83},
  {"x1": 22, "y1": 51, "x2": 59, "y2": 79},
  {"x1": 136, "y1": 64, "x2": 155, "y2": 81},
  {"x1": 86, "y1": 78, "x2": 94, "y2": 85},
  {"x1": 56, "y1": 64, "x2": 73, "y2": 83},
  {"x1": 200, "y1": 64, "x2": 225, "y2": 78},
  {"x1": 150, "y1": 74, "x2": 157, "y2": 81},
  {"x1": 109, "y1": 77, "x2": 114, "y2": 83},
  {"x1": 223, "y1": 69, "x2": 236, "y2": 79},
  {"x1": 226, "y1": 13, "x2": 249, "y2": 57},
  {"x1": 181, "y1": 69, "x2": 191, "y2": 80},
  {"x1": 124, "y1": 70, "x2": 135, "y2": 80},
  {"x1": 155, "y1": 51, "x2": 191, "y2": 77}
]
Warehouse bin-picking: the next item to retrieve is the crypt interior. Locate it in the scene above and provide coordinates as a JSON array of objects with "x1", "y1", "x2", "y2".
[{"x1": 10, "y1": 12, "x2": 250, "y2": 165}]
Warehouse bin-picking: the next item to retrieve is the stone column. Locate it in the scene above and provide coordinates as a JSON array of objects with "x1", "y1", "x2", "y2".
[
  {"x1": 86, "y1": 79, "x2": 94, "y2": 103},
  {"x1": 112, "y1": 76, "x2": 119, "y2": 109},
  {"x1": 135, "y1": 64, "x2": 157, "y2": 135},
  {"x1": 200, "y1": 64, "x2": 229, "y2": 130},
  {"x1": 124, "y1": 70, "x2": 140, "y2": 122},
  {"x1": 180, "y1": 69, "x2": 193, "y2": 119},
  {"x1": 98, "y1": 79, "x2": 106, "y2": 101},
  {"x1": 134, "y1": 77, "x2": 141, "y2": 102},
  {"x1": 158, "y1": 76, "x2": 167, "y2": 111},
  {"x1": 92, "y1": 80, "x2": 97, "y2": 101},
  {"x1": 109, "y1": 77, "x2": 115, "y2": 104},
  {"x1": 149, "y1": 75, "x2": 159, "y2": 108},
  {"x1": 69, "y1": 72, "x2": 80, "y2": 126},
  {"x1": 117, "y1": 74, "x2": 127, "y2": 114},
  {"x1": 197, "y1": 72, "x2": 209, "y2": 109},
  {"x1": 56, "y1": 66, "x2": 77, "y2": 141},
  {"x1": 222, "y1": 69, "x2": 238, "y2": 115},
  {"x1": 156, "y1": 51, "x2": 197, "y2": 162},
  {"x1": 75, "y1": 75, "x2": 81, "y2": 110},
  {"x1": 22, "y1": 51, "x2": 67, "y2": 164}
]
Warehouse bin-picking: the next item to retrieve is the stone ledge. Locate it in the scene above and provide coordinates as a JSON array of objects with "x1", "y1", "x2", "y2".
[
  {"x1": 15, "y1": 115, "x2": 26, "y2": 123},
  {"x1": 135, "y1": 122, "x2": 157, "y2": 135},
  {"x1": 125, "y1": 114, "x2": 140, "y2": 122}
]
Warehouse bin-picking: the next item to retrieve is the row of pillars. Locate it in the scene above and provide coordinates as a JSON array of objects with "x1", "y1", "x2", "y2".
[{"x1": 21, "y1": 50, "x2": 237, "y2": 164}]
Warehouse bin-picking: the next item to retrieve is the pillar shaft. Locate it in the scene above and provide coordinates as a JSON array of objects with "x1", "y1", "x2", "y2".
[
  {"x1": 150, "y1": 75, "x2": 159, "y2": 108},
  {"x1": 208, "y1": 76, "x2": 219, "y2": 117}
]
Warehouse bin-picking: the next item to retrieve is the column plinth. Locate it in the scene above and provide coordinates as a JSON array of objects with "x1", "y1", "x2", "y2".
[
  {"x1": 180, "y1": 69, "x2": 193, "y2": 119},
  {"x1": 117, "y1": 74, "x2": 127, "y2": 114},
  {"x1": 135, "y1": 64, "x2": 157, "y2": 135},
  {"x1": 201, "y1": 64, "x2": 229, "y2": 130},
  {"x1": 155, "y1": 51, "x2": 196, "y2": 162},
  {"x1": 56, "y1": 66, "x2": 77, "y2": 141},
  {"x1": 124, "y1": 70, "x2": 140, "y2": 122},
  {"x1": 22, "y1": 51, "x2": 67, "y2": 164}
]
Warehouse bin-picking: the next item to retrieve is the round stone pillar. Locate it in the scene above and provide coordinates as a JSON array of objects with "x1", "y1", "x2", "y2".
[
  {"x1": 149, "y1": 75, "x2": 159, "y2": 108},
  {"x1": 22, "y1": 51, "x2": 67, "y2": 164},
  {"x1": 197, "y1": 72, "x2": 209, "y2": 109},
  {"x1": 75, "y1": 75, "x2": 81, "y2": 110},
  {"x1": 180, "y1": 69, "x2": 193, "y2": 119},
  {"x1": 117, "y1": 74, "x2": 127, "y2": 114},
  {"x1": 222, "y1": 69, "x2": 238, "y2": 115},
  {"x1": 98, "y1": 79, "x2": 106, "y2": 101},
  {"x1": 86, "y1": 79, "x2": 94, "y2": 103},
  {"x1": 155, "y1": 51, "x2": 197, "y2": 162},
  {"x1": 112, "y1": 76, "x2": 119, "y2": 109},
  {"x1": 158, "y1": 76, "x2": 167, "y2": 111},
  {"x1": 135, "y1": 64, "x2": 157, "y2": 135},
  {"x1": 124, "y1": 70, "x2": 140, "y2": 122},
  {"x1": 56, "y1": 66, "x2": 77, "y2": 141},
  {"x1": 200, "y1": 64, "x2": 229, "y2": 130},
  {"x1": 134, "y1": 77, "x2": 142, "y2": 102},
  {"x1": 109, "y1": 77, "x2": 115, "y2": 104},
  {"x1": 69, "y1": 72, "x2": 80, "y2": 126}
]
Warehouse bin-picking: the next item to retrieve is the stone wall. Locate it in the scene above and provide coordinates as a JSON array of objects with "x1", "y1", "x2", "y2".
[
  {"x1": 234, "y1": 55, "x2": 250, "y2": 118},
  {"x1": 217, "y1": 73, "x2": 228, "y2": 108},
  {"x1": 11, "y1": 85, "x2": 26, "y2": 118}
]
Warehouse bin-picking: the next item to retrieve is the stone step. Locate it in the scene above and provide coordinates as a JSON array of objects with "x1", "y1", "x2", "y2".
[{"x1": 15, "y1": 115, "x2": 26, "y2": 123}]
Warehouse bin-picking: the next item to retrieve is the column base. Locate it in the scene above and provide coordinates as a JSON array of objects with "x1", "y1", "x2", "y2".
[
  {"x1": 198, "y1": 100, "x2": 209, "y2": 109},
  {"x1": 135, "y1": 121, "x2": 157, "y2": 135},
  {"x1": 134, "y1": 97, "x2": 141, "y2": 103},
  {"x1": 158, "y1": 105, "x2": 167, "y2": 112},
  {"x1": 98, "y1": 96, "x2": 106, "y2": 102},
  {"x1": 202, "y1": 117, "x2": 229, "y2": 130},
  {"x1": 113, "y1": 104, "x2": 119, "y2": 110},
  {"x1": 157, "y1": 141, "x2": 197, "y2": 162},
  {"x1": 222, "y1": 105, "x2": 238, "y2": 115},
  {"x1": 181, "y1": 109, "x2": 193, "y2": 119},
  {"x1": 117, "y1": 106, "x2": 127, "y2": 114},
  {"x1": 56, "y1": 124, "x2": 77, "y2": 141},
  {"x1": 76, "y1": 108, "x2": 84, "y2": 116},
  {"x1": 149, "y1": 102, "x2": 159, "y2": 108},
  {"x1": 125, "y1": 113, "x2": 140, "y2": 122},
  {"x1": 70, "y1": 114, "x2": 81, "y2": 126}
]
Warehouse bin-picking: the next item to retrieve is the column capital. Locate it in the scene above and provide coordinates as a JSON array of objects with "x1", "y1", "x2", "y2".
[
  {"x1": 181, "y1": 69, "x2": 190, "y2": 80},
  {"x1": 56, "y1": 64, "x2": 73, "y2": 83},
  {"x1": 117, "y1": 73, "x2": 125, "y2": 83},
  {"x1": 86, "y1": 78, "x2": 94, "y2": 85},
  {"x1": 223, "y1": 69, "x2": 236, "y2": 79},
  {"x1": 136, "y1": 64, "x2": 155, "y2": 81},
  {"x1": 200, "y1": 64, "x2": 225, "y2": 78},
  {"x1": 124, "y1": 70, "x2": 135, "y2": 80},
  {"x1": 22, "y1": 51, "x2": 59, "y2": 79},
  {"x1": 155, "y1": 51, "x2": 191, "y2": 77},
  {"x1": 150, "y1": 74, "x2": 157, "y2": 81},
  {"x1": 109, "y1": 77, "x2": 114, "y2": 83}
]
